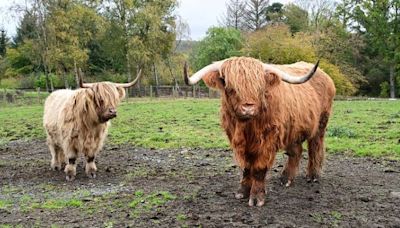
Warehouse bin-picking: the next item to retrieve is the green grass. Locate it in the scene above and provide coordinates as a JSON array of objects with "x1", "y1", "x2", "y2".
[
  {"x1": 128, "y1": 190, "x2": 176, "y2": 218},
  {"x1": 326, "y1": 100, "x2": 400, "y2": 158},
  {"x1": 0, "y1": 99, "x2": 399, "y2": 158},
  {"x1": 0, "y1": 200, "x2": 13, "y2": 210}
]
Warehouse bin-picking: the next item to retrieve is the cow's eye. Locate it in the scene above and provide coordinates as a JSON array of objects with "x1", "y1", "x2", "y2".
[{"x1": 219, "y1": 77, "x2": 225, "y2": 87}]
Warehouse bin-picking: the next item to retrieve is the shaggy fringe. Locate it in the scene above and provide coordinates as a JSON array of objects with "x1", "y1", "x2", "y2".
[{"x1": 221, "y1": 57, "x2": 266, "y2": 102}]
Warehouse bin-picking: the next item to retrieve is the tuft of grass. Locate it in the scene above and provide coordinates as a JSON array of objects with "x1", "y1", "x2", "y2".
[
  {"x1": 129, "y1": 190, "x2": 176, "y2": 212},
  {"x1": 0, "y1": 200, "x2": 12, "y2": 210},
  {"x1": 327, "y1": 126, "x2": 356, "y2": 138},
  {"x1": 176, "y1": 214, "x2": 187, "y2": 221}
]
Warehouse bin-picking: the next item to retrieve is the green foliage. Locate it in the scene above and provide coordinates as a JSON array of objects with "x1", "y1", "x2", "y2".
[
  {"x1": 243, "y1": 25, "x2": 356, "y2": 95},
  {"x1": 283, "y1": 4, "x2": 309, "y2": 33},
  {"x1": 34, "y1": 73, "x2": 58, "y2": 89},
  {"x1": 191, "y1": 27, "x2": 244, "y2": 70},
  {"x1": 380, "y1": 81, "x2": 390, "y2": 98}
]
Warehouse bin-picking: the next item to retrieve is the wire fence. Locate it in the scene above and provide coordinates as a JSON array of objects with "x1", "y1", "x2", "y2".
[{"x1": 0, "y1": 85, "x2": 221, "y2": 106}]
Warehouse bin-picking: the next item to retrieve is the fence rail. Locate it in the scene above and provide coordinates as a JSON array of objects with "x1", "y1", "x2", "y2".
[{"x1": 0, "y1": 85, "x2": 221, "y2": 106}]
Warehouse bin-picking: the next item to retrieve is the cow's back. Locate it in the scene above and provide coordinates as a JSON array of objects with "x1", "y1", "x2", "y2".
[
  {"x1": 43, "y1": 89, "x2": 76, "y2": 141},
  {"x1": 270, "y1": 62, "x2": 336, "y2": 146}
]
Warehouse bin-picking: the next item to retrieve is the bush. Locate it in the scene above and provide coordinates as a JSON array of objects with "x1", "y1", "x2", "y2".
[
  {"x1": 243, "y1": 25, "x2": 356, "y2": 95},
  {"x1": 379, "y1": 81, "x2": 389, "y2": 98}
]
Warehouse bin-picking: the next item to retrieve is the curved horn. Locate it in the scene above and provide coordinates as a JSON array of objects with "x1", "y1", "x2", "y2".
[
  {"x1": 263, "y1": 60, "x2": 320, "y2": 84},
  {"x1": 184, "y1": 60, "x2": 225, "y2": 85},
  {"x1": 114, "y1": 69, "x2": 143, "y2": 88},
  {"x1": 79, "y1": 70, "x2": 93, "y2": 88}
]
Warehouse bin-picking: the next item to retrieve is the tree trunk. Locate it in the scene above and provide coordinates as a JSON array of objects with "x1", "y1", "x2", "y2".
[
  {"x1": 135, "y1": 66, "x2": 141, "y2": 97},
  {"x1": 126, "y1": 53, "x2": 132, "y2": 97},
  {"x1": 389, "y1": 64, "x2": 396, "y2": 98},
  {"x1": 74, "y1": 60, "x2": 79, "y2": 88},
  {"x1": 44, "y1": 67, "x2": 51, "y2": 92},
  {"x1": 63, "y1": 70, "x2": 69, "y2": 89},
  {"x1": 153, "y1": 63, "x2": 159, "y2": 97}
]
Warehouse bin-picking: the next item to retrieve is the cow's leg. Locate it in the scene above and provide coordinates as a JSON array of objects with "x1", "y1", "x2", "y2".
[
  {"x1": 281, "y1": 143, "x2": 303, "y2": 187},
  {"x1": 248, "y1": 152, "x2": 276, "y2": 207},
  {"x1": 307, "y1": 112, "x2": 329, "y2": 182},
  {"x1": 47, "y1": 137, "x2": 62, "y2": 171},
  {"x1": 85, "y1": 154, "x2": 97, "y2": 178},
  {"x1": 64, "y1": 147, "x2": 78, "y2": 181},
  {"x1": 235, "y1": 167, "x2": 251, "y2": 199}
]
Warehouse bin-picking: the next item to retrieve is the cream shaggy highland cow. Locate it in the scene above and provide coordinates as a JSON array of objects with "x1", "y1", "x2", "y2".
[{"x1": 43, "y1": 71, "x2": 141, "y2": 181}]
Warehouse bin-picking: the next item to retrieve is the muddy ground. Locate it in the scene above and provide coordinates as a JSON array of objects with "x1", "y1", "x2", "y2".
[{"x1": 0, "y1": 140, "x2": 399, "y2": 227}]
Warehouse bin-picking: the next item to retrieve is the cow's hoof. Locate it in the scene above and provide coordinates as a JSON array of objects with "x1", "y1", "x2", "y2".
[
  {"x1": 280, "y1": 175, "x2": 293, "y2": 187},
  {"x1": 87, "y1": 172, "x2": 96, "y2": 179},
  {"x1": 248, "y1": 197, "x2": 265, "y2": 207},
  {"x1": 235, "y1": 186, "x2": 250, "y2": 199},
  {"x1": 256, "y1": 199, "x2": 265, "y2": 207},
  {"x1": 307, "y1": 174, "x2": 320, "y2": 183},
  {"x1": 66, "y1": 175, "x2": 75, "y2": 181},
  {"x1": 51, "y1": 165, "x2": 62, "y2": 171},
  {"x1": 307, "y1": 178, "x2": 319, "y2": 183},
  {"x1": 248, "y1": 198, "x2": 255, "y2": 207},
  {"x1": 235, "y1": 193, "x2": 245, "y2": 199},
  {"x1": 85, "y1": 163, "x2": 97, "y2": 179}
]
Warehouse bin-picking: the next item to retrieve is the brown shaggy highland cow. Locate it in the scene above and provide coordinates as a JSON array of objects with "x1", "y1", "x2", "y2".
[
  {"x1": 184, "y1": 57, "x2": 336, "y2": 206},
  {"x1": 43, "y1": 71, "x2": 141, "y2": 181}
]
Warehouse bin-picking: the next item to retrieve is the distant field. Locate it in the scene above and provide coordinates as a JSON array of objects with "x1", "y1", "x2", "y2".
[{"x1": 0, "y1": 99, "x2": 399, "y2": 158}]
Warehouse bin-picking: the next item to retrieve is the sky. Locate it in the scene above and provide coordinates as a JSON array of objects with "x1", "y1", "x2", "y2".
[{"x1": 0, "y1": 0, "x2": 293, "y2": 41}]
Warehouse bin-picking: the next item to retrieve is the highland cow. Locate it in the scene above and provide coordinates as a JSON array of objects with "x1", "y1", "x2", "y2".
[
  {"x1": 184, "y1": 57, "x2": 336, "y2": 206},
  {"x1": 43, "y1": 71, "x2": 141, "y2": 181}
]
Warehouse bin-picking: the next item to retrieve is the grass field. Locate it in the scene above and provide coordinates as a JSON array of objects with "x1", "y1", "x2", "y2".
[{"x1": 0, "y1": 98, "x2": 399, "y2": 158}]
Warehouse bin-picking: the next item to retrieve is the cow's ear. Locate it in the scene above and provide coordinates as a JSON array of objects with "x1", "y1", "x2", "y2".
[
  {"x1": 116, "y1": 87, "x2": 126, "y2": 100},
  {"x1": 265, "y1": 72, "x2": 281, "y2": 87},
  {"x1": 202, "y1": 71, "x2": 225, "y2": 90}
]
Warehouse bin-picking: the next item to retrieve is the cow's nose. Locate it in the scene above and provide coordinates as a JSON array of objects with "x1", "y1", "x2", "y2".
[
  {"x1": 109, "y1": 108, "x2": 117, "y2": 116},
  {"x1": 241, "y1": 103, "x2": 256, "y2": 114}
]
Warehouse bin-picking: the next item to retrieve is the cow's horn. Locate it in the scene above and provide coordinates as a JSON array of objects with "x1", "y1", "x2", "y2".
[
  {"x1": 79, "y1": 70, "x2": 93, "y2": 88},
  {"x1": 184, "y1": 60, "x2": 225, "y2": 85},
  {"x1": 115, "y1": 69, "x2": 143, "y2": 88},
  {"x1": 263, "y1": 60, "x2": 320, "y2": 84}
]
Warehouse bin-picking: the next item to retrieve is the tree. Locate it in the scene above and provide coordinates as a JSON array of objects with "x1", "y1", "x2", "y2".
[
  {"x1": 190, "y1": 27, "x2": 243, "y2": 71},
  {"x1": 0, "y1": 29, "x2": 7, "y2": 57},
  {"x1": 220, "y1": 0, "x2": 246, "y2": 30},
  {"x1": 283, "y1": 4, "x2": 309, "y2": 34},
  {"x1": 266, "y1": 2, "x2": 284, "y2": 24},
  {"x1": 295, "y1": 0, "x2": 336, "y2": 31},
  {"x1": 352, "y1": 0, "x2": 400, "y2": 98},
  {"x1": 243, "y1": 0, "x2": 270, "y2": 31},
  {"x1": 243, "y1": 24, "x2": 357, "y2": 95},
  {"x1": 13, "y1": 10, "x2": 38, "y2": 47},
  {"x1": 103, "y1": 0, "x2": 177, "y2": 95}
]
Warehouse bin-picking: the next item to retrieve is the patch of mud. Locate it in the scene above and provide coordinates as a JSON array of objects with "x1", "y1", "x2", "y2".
[{"x1": 0, "y1": 140, "x2": 399, "y2": 227}]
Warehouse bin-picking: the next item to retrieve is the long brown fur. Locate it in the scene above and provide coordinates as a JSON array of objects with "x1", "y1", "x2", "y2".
[
  {"x1": 43, "y1": 82, "x2": 125, "y2": 181},
  {"x1": 202, "y1": 57, "x2": 336, "y2": 206}
]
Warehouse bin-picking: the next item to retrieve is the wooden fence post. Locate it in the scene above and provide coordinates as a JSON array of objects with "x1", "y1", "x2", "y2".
[
  {"x1": 37, "y1": 88, "x2": 41, "y2": 104},
  {"x1": 150, "y1": 86, "x2": 153, "y2": 98}
]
